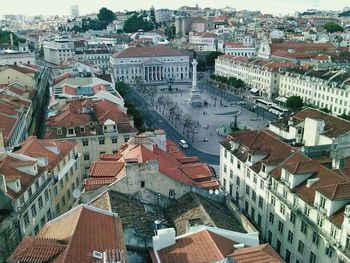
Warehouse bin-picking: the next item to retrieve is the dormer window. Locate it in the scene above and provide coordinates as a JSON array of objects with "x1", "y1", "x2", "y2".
[
  {"x1": 248, "y1": 154, "x2": 252, "y2": 163},
  {"x1": 57, "y1": 128, "x2": 62, "y2": 135},
  {"x1": 68, "y1": 128, "x2": 74, "y2": 135},
  {"x1": 261, "y1": 164, "x2": 266, "y2": 173},
  {"x1": 320, "y1": 196, "x2": 326, "y2": 209},
  {"x1": 80, "y1": 126, "x2": 85, "y2": 133}
]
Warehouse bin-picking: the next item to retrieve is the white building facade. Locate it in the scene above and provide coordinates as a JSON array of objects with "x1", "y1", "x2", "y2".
[
  {"x1": 219, "y1": 112, "x2": 350, "y2": 263},
  {"x1": 43, "y1": 36, "x2": 74, "y2": 65},
  {"x1": 189, "y1": 31, "x2": 217, "y2": 51},
  {"x1": 215, "y1": 55, "x2": 295, "y2": 99},
  {"x1": 279, "y1": 69, "x2": 350, "y2": 116},
  {"x1": 110, "y1": 46, "x2": 190, "y2": 84}
]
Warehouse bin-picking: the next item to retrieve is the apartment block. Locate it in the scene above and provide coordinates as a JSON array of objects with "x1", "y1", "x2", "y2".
[
  {"x1": 215, "y1": 54, "x2": 297, "y2": 99},
  {"x1": 219, "y1": 109, "x2": 350, "y2": 263}
]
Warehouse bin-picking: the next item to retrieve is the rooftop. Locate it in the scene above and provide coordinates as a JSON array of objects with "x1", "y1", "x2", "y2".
[
  {"x1": 112, "y1": 46, "x2": 187, "y2": 58},
  {"x1": 8, "y1": 204, "x2": 128, "y2": 263}
]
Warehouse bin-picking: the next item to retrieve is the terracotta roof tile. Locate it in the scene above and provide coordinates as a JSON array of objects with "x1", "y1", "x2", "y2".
[{"x1": 229, "y1": 243, "x2": 283, "y2": 263}]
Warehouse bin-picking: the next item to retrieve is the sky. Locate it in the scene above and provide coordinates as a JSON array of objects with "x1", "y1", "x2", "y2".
[{"x1": 1, "y1": 0, "x2": 349, "y2": 17}]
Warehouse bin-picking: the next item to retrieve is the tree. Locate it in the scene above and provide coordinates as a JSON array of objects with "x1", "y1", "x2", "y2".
[
  {"x1": 338, "y1": 114, "x2": 350, "y2": 121},
  {"x1": 189, "y1": 120, "x2": 200, "y2": 142},
  {"x1": 324, "y1": 22, "x2": 344, "y2": 33},
  {"x1": 124, "y1": 14, "x2": 154, "y2": 33},
  {"x1": 97, "y1": 7, "x2": 116, "y2": 24},
  {"x1": 206, "y1": 51, "x2": 224, "y2": 68},
  {"x1": 286, "y1": 96, "x2": 303, "y2": 111},
  {"x1": 182, "y1": 114, "x2": 192, "y2": 135},
  {"x1": 320, "y1": 107, "x2": 331, "y2": 113}
]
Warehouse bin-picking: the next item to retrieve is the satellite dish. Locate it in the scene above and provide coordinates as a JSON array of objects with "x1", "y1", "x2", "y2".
[
  {"x1": 72, "y1": 189, "x2": 81, "y2": 199},
  {"x1": 209, "y1": 189, "x2": 214, "y2": 195},
  {"x1": 214, "y1": 189, "x2": 219, "y2": 195}
]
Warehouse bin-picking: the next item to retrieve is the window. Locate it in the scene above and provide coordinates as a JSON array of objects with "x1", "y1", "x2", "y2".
[
  {"x1": 35, "y1": 180, "x2": 39, "y2": 190},
  {"x1": 258, "y1": 196, "x2": 263, "y2": 208},
  {"x1": 312, "y1": 232, "x2": 319, "y2": 246},
  {"x1": 346, "y1": 235, "x2": 350, "y2": 250},
  {"x1": 237, "y1": 162, "x2": 241, "y2": 170},
  {"x1": 252, "y1": 190, "x2": 256, "y2": 202},
  {"x1": 271, "y1": 196, "x2": 276, "y2": 206},
  {"x1": 55, "y1": 204, "x2": 60, "y2": 214},
  {"x1": 80, "y1": 126, "x2": 85, "y2": 133},
  {"x1": 317, "y1": 215, "x2": 323, "y2": 227},
  {"x1": 280, "y1": 204, "x2": 285, "y2": 215},
  {"x1": 236, "y1": 177, "x2": 240, "y2": 187},
  {"x1": 41, "y1": 216, "x2": 46, "y2": 228},
  {"x1": 278, "y1": 221, "x2": 284, "y2": 234},
  {"x1": 59, "y1": 180, "x2": 64, "y2": 189},
  {"x1": 99, "y1": 138, "x2": 105, "y2": 145},
  {"x1": 261, "y1": 164, "x2": 266, "y2": 173},
  {"x1": 223, "y1": 165, "x2": 227, "y2": 174},
  {"x1": 62, "y1": 196, "x2": 66, "y2": 206},
  {"x1": 23, "y1": 212, "x2": 29, "y2": 227},
  {"x1": 34, "y1": 225, "x2": 39, "y2": 234},
  {"x1": 84, "y1": 153, "x2": 90, "y2": 160},
  {"x1": 30, "y1": 204, "x2": 36, "y2": 217},
  {"x1": 112, "y1": 137, "x2": 117, "y2": 144},
  {"x1": 287, "y1": 230, "x2": 293, "y2": 243},
  {"x1": 301, "y1": 221, "x2": 308, "y2": 234},
  {"x1": 260, "y1": 180, "x2": 264, "y2": 190},
  {"x1": 251, "y1": 207, "x2": 255, "y2": 220},
  {"x1": 141, "y1": 181, "x2": 145, "y2": 188},
  {"x1": 304, "y1": 205, "x2": 310, "y2": 216},
  {"x1": 269, "y1": 212, "x2": 274, "y2": 224},
  {"x1": 257, "y1": 214, "x2": 262, "y2": 227},
  {"x1": 38, "y1": 196, "x2": 43, "y2": 210},
  {"x1": 82, "y1": 139, "x2": 88, "y2": 146},
  {"x1": 224, "y1": 150, "x2": 227, "y2": 158},
  {"x1": 320, "y1": 196, "x2": 326, "y2": 209},
  {"x1": 283, "y1": 188, "x2": 287, "y2": 198},
  {"x1": 19, "y1": 196, "x2": 25, "y2": 205},
  {"x1": 276, "y1": 239, "x2": 281, "y2": 254},
  {"x1": 245, "y1": 185, "x2": 250, "y2": 195},
  {"x1": 325, "y1": 247, "x2": 333, "y2": 258},
  {"x1": 253, "y1": 174, "x2": 257, "y2": 184},
  {"x1": 47, "y1": 209, "x2": 51, "y2": 220},
  {"x1": 290, "y1": 212, "x2": 296, "y2": 224},
  {"x1": 68, "y1": 128, "x2": 74, "y2": 135},
  {"x1": 57, "y1": 128, "x2": 62, "y2": 135},
  {"x1": 309, "y1": 252, "x2": 317, "y2": 263},
  {"x1": 298, "y1": 240, "x2": 304, "y2": 254},
  {"x1": 223, "y1": 179, "x2": 227, "y2": 189},
  {"x1": 230, "y1": 155, "x2": 233, "y2": 163},
  {"x1": 248, "y1": 154, "x2": 252, "y2": 162}
]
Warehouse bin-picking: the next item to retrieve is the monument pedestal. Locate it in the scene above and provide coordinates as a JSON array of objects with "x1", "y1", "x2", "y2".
[{"x1": 187, "y1": 58, "x2": 202, "y2": 107}]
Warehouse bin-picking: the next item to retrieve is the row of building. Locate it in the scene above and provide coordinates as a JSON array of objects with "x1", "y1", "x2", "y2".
[{"x1": 220, "y1": 108, "x2": 350, "y2": 263}]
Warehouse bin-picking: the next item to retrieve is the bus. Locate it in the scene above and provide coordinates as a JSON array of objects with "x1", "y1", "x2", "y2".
[
  {"x1": 255, "y1": 99, "x2": 273, "y2": 110},
  {"x1": 269, "y1": 104, "x2": 289, "y2": 117}
]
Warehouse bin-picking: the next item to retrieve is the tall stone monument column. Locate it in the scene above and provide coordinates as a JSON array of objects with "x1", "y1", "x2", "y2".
[{"x1": 187, "y1": 53, "x2": 202, "y2": 107}]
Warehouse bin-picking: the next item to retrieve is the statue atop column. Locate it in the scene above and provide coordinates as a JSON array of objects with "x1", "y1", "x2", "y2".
[{"x1": 187, "y1": 51, "x2": 202, "y2": 107}]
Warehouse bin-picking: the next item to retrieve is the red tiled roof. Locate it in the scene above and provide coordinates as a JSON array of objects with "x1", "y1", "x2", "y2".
[
  {"x1": 157, "y1": 229, "x2": 237, "y2": 263},
  {"x1": 229, "y1": 243, "x2": 283, "y2": 263},
  {"x1": 271, "y1": 42, "x2": 336, "y2": 53},
  {"x1": 9, "y1": 205, "x2": 128, "y2": 263},
  {"x1": 52, "y1": 73, "x2": 74, "y2": 85},
  {"x1": 89, "y1": 161, "x2": 125, "y2": 178},
  {"x1": 8, "y1": 65, "x2": 38, "y2": 74},
  {"x1": 8, "y1": 237, "x2": 67, "y2": 263}
]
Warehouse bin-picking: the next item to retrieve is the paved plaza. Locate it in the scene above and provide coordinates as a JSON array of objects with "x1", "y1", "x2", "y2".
[{"x1": 153, "y1": 83, "x2": 270, "y2": 155}]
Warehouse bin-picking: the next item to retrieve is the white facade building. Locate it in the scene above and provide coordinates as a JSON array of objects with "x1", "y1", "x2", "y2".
[
  {"x1": 189, "y1": 31, "x2": 217, "y2": 51},
  {"x1": 215, "y1": 55, "x2": 297, "y2": 99},
  {"x1": 219, "y1": 110, "x2": 350, "y2": 263},
  {"x1": 155, "y1": 9, "x2": 173, "y2": 23},
  {"x1": 110, "y1": 46, "x2": 190, "y2": 84},
  {"x1": 279, "y1": 68, "x2": 350, "y2": 116},
  {"x1": 43, "y1": 36, "x2": 74, "y2": 65},
  {"x1": 221, "y1": 41, "x2": 257, "y2": 57}
]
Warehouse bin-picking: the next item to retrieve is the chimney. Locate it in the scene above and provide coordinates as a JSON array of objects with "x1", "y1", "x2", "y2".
[
  {"x1": 10, "y1": 33, "x2": 14, "y2": 46},
  {"x1": 153, "y1": 228, "x2": 176, "y2": 251}
]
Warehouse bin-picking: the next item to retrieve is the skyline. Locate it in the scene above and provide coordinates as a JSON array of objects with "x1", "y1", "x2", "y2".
[{"x1": 1, "y1": 0, "x2": 349, "y2": 17}]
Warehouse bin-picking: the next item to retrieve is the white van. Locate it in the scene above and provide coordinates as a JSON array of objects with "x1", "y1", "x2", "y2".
[{"x1": 179, "y1": 139, "x2": 189, "y2": 149}]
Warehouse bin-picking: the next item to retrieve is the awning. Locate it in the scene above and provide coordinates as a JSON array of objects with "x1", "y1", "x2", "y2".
[
  {"x1": 275, "y1": 96, "x2": 287, "y2": 103},
  {"x1": 250, "y1": 88, "x2": 259, "y2": 93}
]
